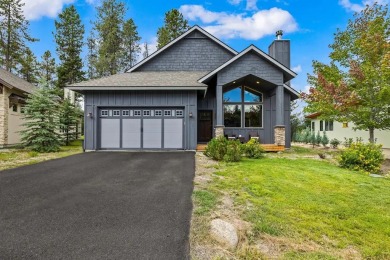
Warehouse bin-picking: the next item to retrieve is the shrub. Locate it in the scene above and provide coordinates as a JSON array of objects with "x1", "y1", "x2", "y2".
[
  {"x1": 303, "y1": 128, "x2": 311, "y2": 143},
  {"x1": 316, "y1": 131, "x2": 322, "y2": 146},
  {"x1": 343, "y1": 137, "x2": 354, "y2": 148},
  {"x1": 339, "y1": 142, "x2": 384, "y2": 174},
  {"x1": 321, "y1": 132, "x2": 329, "y2": 147},
  {"x1": 330, "y1": 138, "x2": 341, "y2": 148},
  {"x1": 204, "y1": 136, "x2": 228, "y2": 161},
  {"x1": 224, "y1": 139, "x2": 243, "y2": 162},
  {"x1": 244, "y1": 139, "x2": 265, "y2": 159},
  {"x1": 310, "y1": 132, "x2": 316, "y2": 147}
]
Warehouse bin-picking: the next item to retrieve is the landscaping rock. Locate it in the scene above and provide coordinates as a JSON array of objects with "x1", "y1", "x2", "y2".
[
  {"x1": 370, "y1": 173, "x2": 384, "y2": 178},
  {"x1": 210, "y1": 219, "x2": 238, "y2": 248}
]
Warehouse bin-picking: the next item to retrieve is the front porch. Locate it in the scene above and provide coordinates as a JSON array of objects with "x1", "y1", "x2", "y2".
[{"x1": 196, "y1": 143, "x2": 285, "y2": 152}]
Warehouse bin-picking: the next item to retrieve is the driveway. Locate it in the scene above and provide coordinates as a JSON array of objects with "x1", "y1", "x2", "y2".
[{"x1": 0, "y1": 152, "x2": 195, "y2": 260}]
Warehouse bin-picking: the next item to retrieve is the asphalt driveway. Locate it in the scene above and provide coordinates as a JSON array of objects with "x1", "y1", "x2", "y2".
[{"x1": 0, "y1": 152, "x2": 195, "y2": 260}]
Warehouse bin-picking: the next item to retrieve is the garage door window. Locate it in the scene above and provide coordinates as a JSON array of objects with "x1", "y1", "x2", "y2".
[
  {"x1": 164, "y1": 110, "x2": 171, "y2": 116},
  {"x1": 101, "y1": 110, "x2": 108, "y2": 117},
  {"x1": 122, "y1": 110, "x2": 129, "y2": 116},
  {"x1": 155, "y1": 110, "x2": 162, "y2": 116},
  {"x1": 176, "y1": 110, "x2": 183, "y2": 117},
  {"x1": 134, "y1": 110, "x2": 141, "y2": 116},
  {"x1": 113, "y1": 110, "x2": 120, "y2": 116},
  {"x1": 143, "y1": 110, "x2": 151, "y2": 116}
]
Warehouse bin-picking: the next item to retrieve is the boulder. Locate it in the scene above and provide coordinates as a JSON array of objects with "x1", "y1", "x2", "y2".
[{"x1": 210, "y1": 219, "x2": 238, "y2": 248}]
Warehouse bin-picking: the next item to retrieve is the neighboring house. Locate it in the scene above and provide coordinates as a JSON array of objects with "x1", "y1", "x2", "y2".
[
  {"x1": 0, "y1": 68, "x2": 36, "y2": 147},
  {"x1": 68, "y1": 25, "x2": 299, "y2": 151},
  {"x1": 306, "y1": 113, "x2": 390, "y2": 149}
]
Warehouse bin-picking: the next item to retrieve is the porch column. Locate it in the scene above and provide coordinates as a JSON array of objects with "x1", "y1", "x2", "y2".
[
  {"x1": 274, "y1": 85, "x2": 285, "y2": 146},
  {"x1": 215, "y1": 84, "x2": 224, "y2": 137}
]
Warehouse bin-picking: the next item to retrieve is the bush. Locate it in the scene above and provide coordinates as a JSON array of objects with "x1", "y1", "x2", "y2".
[
  {"x1": 339, "y1": 142, "x2": 384, "y2": 174},
  {"x1": 224, "y1": 139, "x2": 243, "y2": 162},
  {"x1": 316, "y1": 131, "x2": 322, "y2": 146},
  {"x1": 204, "y1": 136, "x2": 228, "y2": 161},
  {"x1": 303, "y1": 128, "x2": 311, "y2": 143},
  {"x1": 343, "y1": 137, "x2": 354, "y2": 148},
  {"x1": 310, "y1": 132, "x2": 316, "y2": 147},
  {"x1": 321, "y1": 132, "x2": 329, "y2": 147},
  {"x1": 244, "y1": 139, "x2": 265, "y2": 159},
  {"x1": 330, "y1": 138, "x2": 341, "y2": 148}
]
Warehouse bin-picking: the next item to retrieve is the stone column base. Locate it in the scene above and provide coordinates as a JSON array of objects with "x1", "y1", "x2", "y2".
[
  {"x1": 274, "y1": 125, "x2": 285, "y2": 146},
  {"x1": 215, "y1": 125, "x2": 224, "y2": 138}
]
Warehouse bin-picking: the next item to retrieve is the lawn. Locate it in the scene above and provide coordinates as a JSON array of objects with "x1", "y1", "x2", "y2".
[
  {"x1": 192, "y1": 152, "x2": 390, "y2": 259},
  {"x1": 0, "y1": 140, "x2": 83, "y2": 171}
]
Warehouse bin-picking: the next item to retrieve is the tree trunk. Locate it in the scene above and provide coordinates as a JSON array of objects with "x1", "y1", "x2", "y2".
[{"x1": 369, "y1": 127, "x2": 374, "y2": 143}]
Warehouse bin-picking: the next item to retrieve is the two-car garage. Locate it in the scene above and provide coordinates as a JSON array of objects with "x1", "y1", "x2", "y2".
[{"x1": 99, "y1": 107, "x2": 184, "y2": 150}]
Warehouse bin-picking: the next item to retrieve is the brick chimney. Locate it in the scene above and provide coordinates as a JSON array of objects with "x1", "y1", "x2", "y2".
[{"x1": 268, "y1": 30, "x2": 290, "y2": 69}]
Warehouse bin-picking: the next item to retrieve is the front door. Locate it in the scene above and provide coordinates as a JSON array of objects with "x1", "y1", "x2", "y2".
[{"x1": 198, "y1": 110, "x2": 213, "y2": 142}]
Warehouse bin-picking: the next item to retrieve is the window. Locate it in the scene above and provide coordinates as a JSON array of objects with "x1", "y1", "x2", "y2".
[
  {"x1": 223, "y1": 86, "x2": 263, "y2": 128},
  {"x1": 12, "y1": 104, "x2": 18, "y2": 112},
  {"x1": 325, "y1": 120, "x2": 334, "y2": 131},
  {"x1": 143, "y1": 110, "x2": 150, "y2": 116},
  {"x1": 176, "y1": 110, "x2": 183, "y2": 117},
  {"x1": 155, "y1": 110, "x2": 162, "y2": 116},
  {"x1": 164, "y1": 110, "x2": 171, "y2": 116},
  {"x1": 101, "y1": 110, "x2": 108, "y2": 117},
  {"x1": 320, "y1": 120, "x2": 323, "y2": 131},
  {"x1": 113, "y1": 110, "x2": 120, "y2": 116},
  {"x1": 311, "y1": 122, "x2": 315, "y2": 132},
  {"x1": 343, "y1": 122, "x2": 348, "y2": 128},
  {"x1": 134, "y1": 110, "x2": 141, "y2": 116},
  {"x1": 122, "y1": 110, "x2": 129, "y2": 116},
  {"x1": 20, "y1": 105, "x2": 25, "y2": 114}
]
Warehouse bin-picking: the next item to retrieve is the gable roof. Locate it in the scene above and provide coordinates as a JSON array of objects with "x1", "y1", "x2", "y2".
[
  {"x1": 67, "y1": 71, "x2": 208, "y2": 92},
  {"x1": 0, "y1": 68, "x2": 36, "y2": 94},
  {"x1": 128, "y1": 25, "x2": 238, "y2": 73},
  {"x1": 198, "y1": 45, "x2": 297, "y2": 84}
]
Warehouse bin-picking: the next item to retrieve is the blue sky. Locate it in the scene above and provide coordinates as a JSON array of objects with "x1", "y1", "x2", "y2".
[{"x1": 23, "y1": 0, "x2": 389, "y2": 94}]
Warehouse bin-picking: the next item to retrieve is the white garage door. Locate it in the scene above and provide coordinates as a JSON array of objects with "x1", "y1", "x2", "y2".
[{"x1": 99, "y1": 108, "x2": 184, "y2": 150}]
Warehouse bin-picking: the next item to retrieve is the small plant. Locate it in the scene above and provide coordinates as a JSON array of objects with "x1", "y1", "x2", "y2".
[
  {"x1": 339, "y1": 142, "x2": 384, "y2": 174},
  {"x1": 204, "y1": 136, "x2": 228, "y2": 161},
  {"x1": 330, "y1": 138, "x2": 341, "y2": 148},
  {"x1": 28, "y1": 151, "x2": 39, "y2": 157},
  {"x1": 316, "y1": 131, "x2": 322, "y2": 146},
  {"x1": 244, "y1": 139, "x2": 264, "y2": 159},
  {"x1": 224, "y1": 139, "x2": 243, "y2": 162},
  {"x1": 343, "y1": 137, "x2": 354, "y2": 148},
  {"x1": 303, "y1": 128, "x2": 311, "y2": 144},
  {"x1": 318, "y1": 152, "x2": 326, "y2": 159},
  {"x1": 310, "y1": 132, "x2": 316, "y2": 147},
  {"x1": 321, "y1": 131, "x2": 329, "y2": 147}
]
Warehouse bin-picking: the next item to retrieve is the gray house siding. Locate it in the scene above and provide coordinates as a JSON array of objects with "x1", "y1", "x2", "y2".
[
  {"x1": 135, "y1": 36, "x2": 234, "y2": 72},
  {"x1": 284, "y1": 92, "x2": 291, "y2": 148},
  {"x1": 84, "y1": 90, "x2": 197, "y2": 150}
]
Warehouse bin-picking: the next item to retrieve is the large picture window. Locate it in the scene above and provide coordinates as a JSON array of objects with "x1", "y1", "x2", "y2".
[{"x1": 223, "y1": 86, "x2": 263, "y2": 128}]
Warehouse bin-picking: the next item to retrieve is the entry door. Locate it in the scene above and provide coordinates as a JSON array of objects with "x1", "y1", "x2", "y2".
[{"x1": 198, "y1": 110, "x2": 213, "y2": 142}]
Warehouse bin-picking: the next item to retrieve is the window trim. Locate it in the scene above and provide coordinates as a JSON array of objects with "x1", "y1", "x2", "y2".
[
  {"x1": 101, "y1": 110, "x2": 109, "y2": 117},
  {"x1": 113, "y1": 110, "x2": 120, "y2": 116},
  {"x1": 122, "y1": 110, "x2": 130, "y2": 116},
  {"x1": 133, "y1": 110, "x2": 141, "y2": 116},
  {"x1": 143, "y1": 110, "x2": 151, "y2": 116},
  {"x1": 164, "y1": 110, "x2": 172, "y2": 116},
  {"x1": 223, "y1": 86, "x2": 263, "y2": 128}
]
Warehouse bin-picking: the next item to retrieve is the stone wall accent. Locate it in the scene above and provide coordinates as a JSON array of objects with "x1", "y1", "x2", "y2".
[
  {"x1": 0, "y1": 85, "x2": 9, "y2": 146},
  {"x1": 274, "y1": 125, "x2": 285, "y2": 146},
  {"x1": 215, "y1": 125, "x2": 224, "y2": 138}
]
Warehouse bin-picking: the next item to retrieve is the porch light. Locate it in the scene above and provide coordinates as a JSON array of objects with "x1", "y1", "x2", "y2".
[
  {"x1": 87, "y1": 112, "x2": 93, "y2": 118},
  {"x1": 256, "y1": 81, "x2": 260, "y2": 84},
  {"x1": 189, "y1": 112, "x2": 193, "y2": 118}
]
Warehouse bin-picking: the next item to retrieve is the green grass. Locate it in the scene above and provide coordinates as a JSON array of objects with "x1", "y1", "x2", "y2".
[
  {"x1": 0, "y1": 140, "x2": 83, "y2": 171},
  {"x1": 208, "y1": 157, "x2": 390, "y2": 258},
  {"x1": 193, "y1": 190, "x2": 218, "y2": 215}
]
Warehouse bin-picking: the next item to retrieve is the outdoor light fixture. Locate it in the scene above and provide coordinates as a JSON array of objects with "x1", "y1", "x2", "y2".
[
  {"x1": 87, "y1": 112, "x2": 93, "y2": 118},
  {"x1": 189, "y1": 112, "x2": 193, "y2": 118},
  {"x1": 256, "y1": 81, "x2": 260, "y2": 84}
]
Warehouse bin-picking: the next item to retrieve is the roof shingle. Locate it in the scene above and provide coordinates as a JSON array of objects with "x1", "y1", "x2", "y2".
[{"x1": 0, "y1": 68, "x2": 36, "y2": 94}]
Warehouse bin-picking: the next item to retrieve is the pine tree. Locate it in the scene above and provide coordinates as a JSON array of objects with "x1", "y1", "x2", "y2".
[
  {"x1": 60, "y1": 97, "x2": 80, "y2": 145},
  {"x1": 121, "y1": 18, "x2": 141, "y2": 70},
  {"x1": 18, "y1": 48, "x2": 38, "y2": 84},
  {"x1": 39, "y1": 50, "x2": 56, "y2": 87},
  {"x1": 316, "y1": 131, "x2": 322, "y2": 146},
  {"x1": 54, "y1": 5, "x2": 85, "y2": 92},
  {"x1": 87, "y1": 31, "x2": 98, "y2": 79},
  {"x1": 0, "y1": 0, "x2": 38, "y2": 72},
  {"x1": 157, "y1": 9, "x2": 190, "y2": 49},
  {"x1": 21, "y1": 81, "x2": 62, "y2": 152},
  {"x1": 93, "y1": 0, "x2": 126, "y2": 76},
  {"x1": 321, "y1": 131, "x2": 329, "y2": 147},
  {"x1": 143, "y1": 42, "x2": 149, "y2": 59}
]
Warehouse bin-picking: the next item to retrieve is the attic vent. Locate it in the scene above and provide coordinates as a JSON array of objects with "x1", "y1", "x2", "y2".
[{"x1": 276, "y1": 30, "x2": 283, "y2": 40}]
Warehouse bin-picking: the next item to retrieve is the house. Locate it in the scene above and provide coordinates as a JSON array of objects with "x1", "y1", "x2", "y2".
[
  {"x1": 67, "y1": 25, "x2": 299, "y2": 151},
  {"x1": 306, "y1": 113, "x2": 390, "y2": 148},
  {"x1": 0, "y1": 68, "x2": 36, "y2": 147}
]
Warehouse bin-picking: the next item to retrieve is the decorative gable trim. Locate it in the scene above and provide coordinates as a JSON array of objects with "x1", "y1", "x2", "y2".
[
  {"x1": 198, "y1": 45, "x2": 297, "y2": 83},
  {"x1": 128, "y1": 25, "x2": 238, "y2": 72}
]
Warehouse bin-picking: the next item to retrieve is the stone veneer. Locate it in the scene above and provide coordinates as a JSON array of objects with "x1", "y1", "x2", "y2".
[
  {"x1": 274, "y1": 125, "x2": 285, "y2": 146},
  {"x1": 215, "y1": 125, "x2": 224, "y2": 138},
  {"x1": 0, "y1": 85, "x2": 9, "y2": 146}
]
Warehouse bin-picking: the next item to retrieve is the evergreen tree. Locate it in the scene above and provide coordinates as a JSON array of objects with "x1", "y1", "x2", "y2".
[
  {"x1": 60, "y1": 97, "x2": 80, "y2": 145},
  {"x1": 93, "y1": 0, "x2": 126, "y2": 76},
  {"x1": 310, "y1": 132, "x2": 316, "y2": 148},
  {"x1": 21, "y1": 81, "x2": 62, "y2": 152},
  {"x1": 316, "y1": 131, "x2": 322, "y2": 146},
  {"x1": 39, "y1": 50, "x2": 56, "y2": 87},
  {"x1": 121, "y1": 18, "x2": 141, "y2": 70},
  {"x1": 87, "y1": 31, "x2": 98, "y2": 79},
  {"x1": 18, "y1": 48, "x2": 38, "y2": 84},
  {"x1": 143, "y1": 42, "x2": 149, "y2": 59},
  {"x1": 0, "y1": 0, "x2": 38, "y2": 72},
  {"x1": 157, "y1": 9, "x2": 190, "y2": 49},
  {"x1": 54, "y1": 5, "x2": 85, "y2": 92},
  {"x1": 321, "y1": 131, "x2": 329, "y2": 147}
]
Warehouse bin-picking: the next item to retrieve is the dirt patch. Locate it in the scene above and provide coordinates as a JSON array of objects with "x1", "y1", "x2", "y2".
[{"x1": 381, "y1": 159, "x2": 390, "y2": 175}]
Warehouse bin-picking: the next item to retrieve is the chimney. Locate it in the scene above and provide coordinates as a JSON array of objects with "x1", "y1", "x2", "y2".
[{"x1": 268, "y1": 30, "x2": 290, "y2": 69}]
